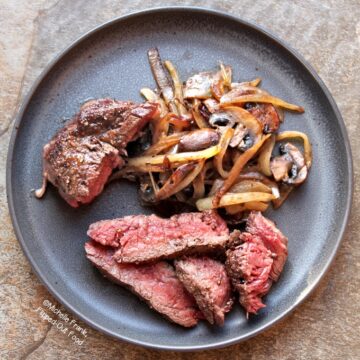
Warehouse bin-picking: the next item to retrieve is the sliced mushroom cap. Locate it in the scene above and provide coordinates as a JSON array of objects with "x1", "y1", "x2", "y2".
[
  {"x1": 270, "y1": 142, "x2": 308, "y2": 185},
  {"x1": 183, "y1": 66, "x2": 231, "y2": 99},
  {"x1": 183, "y1": 71, "x2": 220, "y2": 99},
  {"x1": 203, "y1": 98, "x2": 220, "y2": 113},
  {"x1": 229, "y1": 123, "x2": 247, "y2": 148},
  {"x1": 209, "y1": 111, "x2": 236, "y2": 128},
  {"x1": 270, "y1": 155, "x2": 293, "y2": 182},
  {"x1": 290, "y1": 165, "x2": 308, "y2": 185},
  {"x1": 178, "y1": 129, "x2": 220, "y2": 152},
  {"x1": 283, "y1": 142, "x2": 305, "y2": 168}
]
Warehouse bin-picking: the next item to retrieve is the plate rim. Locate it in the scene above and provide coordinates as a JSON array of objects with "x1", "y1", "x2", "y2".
[{"x1": 6, "y1": 6, "x2": 354, "y2": 351}]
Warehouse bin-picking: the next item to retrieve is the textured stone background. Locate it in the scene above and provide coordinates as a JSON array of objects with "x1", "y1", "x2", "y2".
[{"x1": 1, "y1": 1, "x2": 359, "y2": 359}]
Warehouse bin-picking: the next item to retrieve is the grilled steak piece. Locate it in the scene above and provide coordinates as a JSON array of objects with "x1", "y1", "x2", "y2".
[
  {"x1": 175, "y1": 256, "x2": 233, "y2": 326},
  {"x1": 85, "y1": 241, "x2": 201, "y2": 327},
  {"x1": 226, "y1": 213, "x2": 288, "y2": 314},
  {"x1": 87, "y1": 211, "x2": 229, "y2": 264},
  {"x1": 226, "y1": 232, "x2": 273, "y2": 314},
  {"x1": 42, "y1": 99, "x2": 158, "y2": 207},
  {"x1": 246, "y1": 211, "x2": 288, "y2": 281}
]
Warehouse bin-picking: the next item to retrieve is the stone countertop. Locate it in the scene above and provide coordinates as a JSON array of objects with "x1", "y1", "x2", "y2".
[{"x1": 1, "y1": 1, "x2": 359, "y2": 359}]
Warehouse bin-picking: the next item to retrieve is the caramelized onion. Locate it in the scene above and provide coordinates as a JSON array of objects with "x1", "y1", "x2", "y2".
[
  {"x1": 156, "y1": 161, "x2": 204, "y2": 200},
  {"x1": 143, "y1": 133, "x2": 184, "y2": 156},
  {"x1": 257, "y1": 135, "x2": 276, "y2": 176},
  {"x1": 164, "y1": 60, "x2": 190, "y2": 117},
  {"x1": 213, "y1": 127, "x2": 234, "y2": 178},
  {"x1": 127, "y1": 143, "x2": 222, "y2": 172},
  {"x1": 196, "y1": 191, "x2": 276, "y2": 211},
  {"x1": 212, "y1": 134, "x2": 271, "y2": 206},
  {"x1": 192, "y1": 99, "x2": 210, "y2": 128},
  {"x1": 140, "y1": 88, "x2": 168, "y2": 117},
  {"x1": 222, "y1": 106, "x2": 263, "y2": 144}
]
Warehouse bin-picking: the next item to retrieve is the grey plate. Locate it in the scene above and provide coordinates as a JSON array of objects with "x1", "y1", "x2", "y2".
[{"x1": 7, "y1": 7, "x2": 353, "y2": 351}]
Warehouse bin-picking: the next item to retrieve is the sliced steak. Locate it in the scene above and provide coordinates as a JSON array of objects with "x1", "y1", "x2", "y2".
[
  {"x1": 88, "y1": 211, "x2": 229, "y2": 263},
  {"x1": 85, "y1": 241, "x2": 201, "y2": 327},
  {"x1": 175, "y1": 256, "x2": 233, "y2": 326},
  {"x1": 42, "y1": 99, "x2": 159, "y2": 207},
  {"x1": 246, "y1": 211, "x2": 288, "y2": 281},
  {"x1": 226, "y1": 232, "x2": 273, "y2": 314}
]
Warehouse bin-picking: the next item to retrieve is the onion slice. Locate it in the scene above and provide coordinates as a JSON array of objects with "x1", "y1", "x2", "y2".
[
  {"x1": 220, "y1": 93, "x2": 304, "y2": 112},
  {"x1": 231, "y1": 79, "x2": 261, "y2": 88},
  {"x1": 257, "y1": 135, "x2": 276, "y2": 176},
  {"x1": 156, "y1": 161, "x2": 204, "y2": 200},
  {"x1": 143, "y1": 133, "x2": 184, "y2": 156},
  {"x1": 222, "y1": 106, "x2": 263, "y2": 144},
  {"x1": 164, "y1": 60, "x2": 190, "y2": 117},
  {"x1": 126, "y1": 143, "x2": 222, "y2": 172},
  {"x1": 196, "y1": 191, "x2": 276, "y2": 211},
  {"x1": 192, "y1": 99, "x2": 209, "y2": 128},
  {"x1": 212, "y1": 134, "x2": 271, "y2": 206},
  {"x1": 230, "y1": 179, "x2": 273, "y2": 194},
  {"x1": 140, "y1": 88, "x2": 168, "y2": 117},
  {"x1": 213, "y1": 127, "x2": 234, "y2": 178}
]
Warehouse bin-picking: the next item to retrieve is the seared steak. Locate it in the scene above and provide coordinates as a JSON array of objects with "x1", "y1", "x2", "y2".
[
  {"x1": 42, "y1": 99, "x2": 158, "y2": 207},
  {"x1": 175, "y1": 256, "x2": 233, "y2": 326},
  {"x1": 226, "y1": 212, "x2": 288, "y2": 314},
  {"x1": 226, "y1": 232, "x2": 273, "y2": 314},
  {"x1": 87, "y1": 211, "x2": 229, "y2": 263},
  {"x1": 85, "y1": 241, "x2": 201, "y2": 327},
  {"x1": 246, "y1": 211, "x2": 288, "y2": 281}
]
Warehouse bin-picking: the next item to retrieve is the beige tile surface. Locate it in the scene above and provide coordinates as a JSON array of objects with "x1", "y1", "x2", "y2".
[{"x1": 1, "y1": 1, "x2": 359, "y2": 359}]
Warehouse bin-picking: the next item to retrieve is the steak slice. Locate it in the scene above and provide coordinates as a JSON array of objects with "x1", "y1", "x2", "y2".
[
  {"x1": 85, "y1": 241, "x2": 201, "y2": 327},
  {"x1": 175, "y1": 256, "x2": 233, "y2": 326},
  {"x1": 226, "y1": 232, "x2": 273, "y2": 314},
  {"x1": 246, "y1": 211, "x2": 288, "y2": 281},
  {"x1": 87, "y1": 211, "x2": 230, "y2": 264},
  {"x1": 42, "y1": 99, "x2": 159, "y2": 207}
]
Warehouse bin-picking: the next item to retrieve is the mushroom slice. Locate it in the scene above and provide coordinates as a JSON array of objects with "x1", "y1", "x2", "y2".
[
  {"x1": 209, "y1": 111, "x2": 236, "y2": 128},
  {"x1": 270, "y1": 156, "x2": 293, "y2": 182},
  {"x1": 270, "y1": 142, "x2": 308, "y2": 185},
  {"x1": 229, "y1": 123, "x2": 247, "y2": 148},
  {"x1": 183, "y1": 66, "x2": 231, "y2": 99},
  {"x1": 178, "y1": 129, "x2": 220, "y2": 152},
  {"x1": 203, "y1": 98, "x2": 220, "y2": 113},
  {"x1": 147, "y1": 48, "x2": 177, "y2": 114}
]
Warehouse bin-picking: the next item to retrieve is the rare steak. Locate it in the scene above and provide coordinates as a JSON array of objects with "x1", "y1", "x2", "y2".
[
  {"x1": 87, "y1": 211, "x2": 230, "y2": 263},
  {"x1": 175, "y1": 256, "x2": 233, "y2": 326},
  {"x1": 246, "y1": 211, "x2": 288, "y2": 281},
  {"x1": 226, "y1": 212, "x2": 288, "y2": 314},
  {"x1": 85, "y1": 241, "x2": 201, "y2": 327},
  {"x1": 41, "y1": 99, "x2": 159, "y2": 207},
  {"x1": 226, "y1": 232, "x2": 273, "y2": 314}
]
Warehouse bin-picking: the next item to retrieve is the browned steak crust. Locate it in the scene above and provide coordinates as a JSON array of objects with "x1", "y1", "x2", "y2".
[{"x1": 42, "y1": 99, "x2": 158, "y2": 207}]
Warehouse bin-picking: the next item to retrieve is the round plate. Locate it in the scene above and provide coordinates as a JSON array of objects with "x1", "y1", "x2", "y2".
[{"x1": 7, "y1": 7, "x2": 353, "y2": 351}]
